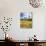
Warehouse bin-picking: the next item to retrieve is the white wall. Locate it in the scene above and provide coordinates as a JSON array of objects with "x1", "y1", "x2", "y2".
[
  {"x1": 0, "y1": 0, "x2": 46, "y2": 40},
  {"x1": 44, "y1": 15, "x2": 46, "y2": 40}
]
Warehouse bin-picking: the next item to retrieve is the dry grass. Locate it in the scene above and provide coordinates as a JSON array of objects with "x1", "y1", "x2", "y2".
[{"x1": 20, "y1": 20, "x2": 32, "y2": 28}]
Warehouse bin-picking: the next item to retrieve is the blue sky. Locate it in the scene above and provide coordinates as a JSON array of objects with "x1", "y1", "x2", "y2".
[{"x1": 20, "y1": 12, "x2": 32, "y2": 19}]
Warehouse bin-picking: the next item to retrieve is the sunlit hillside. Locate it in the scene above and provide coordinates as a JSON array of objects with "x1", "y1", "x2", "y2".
[{"x1": 20, "y1": 19, "x2": 32, "y2": 28}]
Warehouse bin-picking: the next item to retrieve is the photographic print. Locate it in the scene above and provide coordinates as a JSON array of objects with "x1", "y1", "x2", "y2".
[{"x1": 20, "y1": 12, "x2": 32, "y2": 28}]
